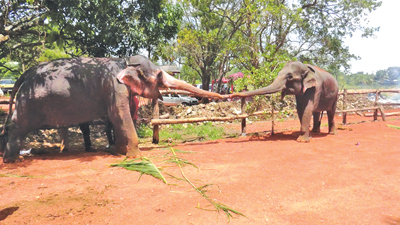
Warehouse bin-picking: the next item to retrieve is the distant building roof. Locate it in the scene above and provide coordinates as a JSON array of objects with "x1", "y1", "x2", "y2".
[{"x1": 228, "y1": 72, "x2": 244, "y2": 80}]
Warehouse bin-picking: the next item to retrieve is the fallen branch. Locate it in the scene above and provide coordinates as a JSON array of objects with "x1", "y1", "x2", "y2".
[{"x1": 170, "y1": 148, "x2": 246, "y2": 221}]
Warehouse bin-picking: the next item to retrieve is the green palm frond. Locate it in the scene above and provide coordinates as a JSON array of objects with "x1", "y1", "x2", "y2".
[
  {"x1": 110, "y1": 157, "x2": 167, "y2": 184},
  {"x1": 387, "y1": 124, "x2": 400, "y2": 129}
]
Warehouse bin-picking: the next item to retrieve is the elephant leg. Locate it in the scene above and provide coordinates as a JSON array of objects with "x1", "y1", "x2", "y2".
[
  {"x1": 79, "y1": 123, "x2": 94, "y2": 152},
  {"x1": 105, "y1": 120, "x2": 115, "y2": 147},
  {"x1": 3, "y1": 129, "x2": 29, "y2": 163},
  {"x1": 108, "y1": 103, "x2": 141, "y2": 158},
  {"x1": 296, "y1": 103, "x2": 304, "y2": 125},
  {"x1": 312, "y1": 112, "x2": 321, "y2": 133},
  {"x1": 297, "y1": 100, "x2": 313, "y2": 143},
  {"x1": 327, "y1": 110, "x2": 337, "y2": 135},
  {"x1": 328, "y1": 97, "x2": 338, "y2": 135},
  {"x1": 59, "y1": 127, "x2": 69, "y2": 152}
]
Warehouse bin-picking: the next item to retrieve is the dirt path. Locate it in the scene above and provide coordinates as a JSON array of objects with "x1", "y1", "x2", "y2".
[{"x1": 1, "y1": 114, "x2": 400, "y2": 225}]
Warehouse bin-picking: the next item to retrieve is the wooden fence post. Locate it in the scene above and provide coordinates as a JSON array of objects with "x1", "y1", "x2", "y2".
[
  {"x1": 342, "y1": 89, "x2": 347, "y2": 124},
  {"x1": 271, "y1": 103, "x2": 275, "y2": 135},
  {"x1": 241, "y1": 97, "x2": 246, "y2": 136},
  {"x1": 152, "y1": 98, "x2": 160, "y2": 144},
  {"x1": 378, "y1": 106, "x2": 386, "y2": 121},
  {"x1": 373, "y1": 90, "x2": 380, "y2": 121}
]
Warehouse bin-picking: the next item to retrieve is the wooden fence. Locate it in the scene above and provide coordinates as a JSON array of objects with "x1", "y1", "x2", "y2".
[
  {"x1": 150, "y1": 89, "x2": 400, "y2": 143},
  {"x1": 1, "y1": 89, "x2": 399, "y2": 144}
]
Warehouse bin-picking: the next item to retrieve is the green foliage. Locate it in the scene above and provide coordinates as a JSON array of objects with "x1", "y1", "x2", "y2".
[
  {"x1": 177, "y1": 0, "x2": 382, "y2": 94},
  {"x1": 233, "y1": 55, "x2": 291, "y2": 92},
  {"x1": 112, "y1": 148, "x2": 246, "y2": 221},
  {"x1": 177, "y1": 0, "x2": 236, "y2": 91},
  {"x1": 0, "y1": 58, "x2": 21, "y2": 79},
  {"x1": 137, "y1": 124, "x2": 154, "y2": 139},
  {"x1": 110, "y1": 157, "x2": 167, "y2": 184},
  {"x1": 335, "y1": 66, "x2": 400, "y2": 89},
  {"x1": 1, "y1": 0, "x2": 182, "y2": 76},
  {"x1": 137, "y1": 1, "x2": 183, "y2": 60},
  {"x1": 160, "y1": 122, "x2": 225, "y2": 142},
  {"x1": 169, "y1": 148, "x2": 246, "y2": 221},
  {"x1": 387, "y1": 125, "x2": 400, "y2": 130},
  {"x1": 37, "y1": 48, "x2": 71, "y2": 62},
  {"x1": 196, "y1": 122, "x2": 224, "y2": 140},
  {"x1": 160, "y1": 125, "x2": 183, "y2": 140},
  {"x1": 138, "y1": 122, "x2": 226, "y2": 142}
]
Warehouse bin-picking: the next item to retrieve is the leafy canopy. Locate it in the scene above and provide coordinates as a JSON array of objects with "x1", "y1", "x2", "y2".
[
  {"x1": 176, "y1": 0, "x2": 382, "y2": 92},
  {"x1": 0, "y1": 0, "x2": 182, "y2": 77}
]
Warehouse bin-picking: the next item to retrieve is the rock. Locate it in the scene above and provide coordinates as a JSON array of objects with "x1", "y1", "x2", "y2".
[{"x1": 186, "y1": 108, "x2": 192, "y2": 114}]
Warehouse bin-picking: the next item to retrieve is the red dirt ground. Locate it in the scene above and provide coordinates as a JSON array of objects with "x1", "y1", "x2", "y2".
[{"x1": 1, "y1": 113, "x2": 400, "y2": 225}]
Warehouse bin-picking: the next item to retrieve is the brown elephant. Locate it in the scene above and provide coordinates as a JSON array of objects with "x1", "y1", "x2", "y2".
[
  {"x1": 230, "y1": 61, "x2": 338, "y2": 142},
  {"x1": 1, "y1": 55, "x2": 222, "y2": 163}
]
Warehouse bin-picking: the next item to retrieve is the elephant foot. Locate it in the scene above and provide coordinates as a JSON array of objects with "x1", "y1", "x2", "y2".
[
  {"x1": 105, "y1": 149, "x2": 118, "y2": 156},
  {"x1": 297, "y1": 135, "x2": 311, "y2": 143},
  {"x1": 114, "y1": 144, "x2": 141, "y2": 158},
  {"x1": 60, "y1": 147, "x2": 69, "y2": 153},
  {"x1": 3, "y1": 155, "x2": 24, "y2": 163},
  {"x1": 85, "y1": 148, "x2": 97, "y2": 152},
  {"x1": 329, "y1": 131, "x2": 338, "y2": 135},
  {"x1": 311, "y1": 128, "x2": 320, "y2": 133},
  {"x1": 126, "y1": 149, "x2": 142, "y2": 159}
]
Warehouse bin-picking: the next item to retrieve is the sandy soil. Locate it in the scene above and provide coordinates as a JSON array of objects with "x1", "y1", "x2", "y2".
[{"x1": 1, "y1": 113, "x2": 400, "y2": 225}]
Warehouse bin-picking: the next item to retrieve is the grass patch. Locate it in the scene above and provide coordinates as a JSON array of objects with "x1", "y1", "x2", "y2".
[
  {"x1": 161, "y1": 122, "x2": 225, "y2": 142},
  {"x1": 137, "y1": 124, "x2": 153, "y2": 138},
  {"x1": 137, "y1": 122, "x2": 227, "y2": 144},
  {"x1": 387, "y1": 124, "x2": 400, "y2": 130},
  {"x1": 0, "y1": 174, "x2": 42, "y2": 178}
]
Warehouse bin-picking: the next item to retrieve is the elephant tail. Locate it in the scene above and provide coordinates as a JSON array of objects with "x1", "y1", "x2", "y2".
[{"x1": 1, "y1": 73, "x2": 26, "y2": 136}]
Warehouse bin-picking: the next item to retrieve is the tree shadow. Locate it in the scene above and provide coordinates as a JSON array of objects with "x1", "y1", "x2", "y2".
[
  {"x1": 0, "y1": 148, "x2": 121, "y2": 169},
  {"x1": 0, "y1": 206, "x2": 19, "y2": 221},
  {"x1": 24, "y1": 149, "x2": 120, "y2": 163}
]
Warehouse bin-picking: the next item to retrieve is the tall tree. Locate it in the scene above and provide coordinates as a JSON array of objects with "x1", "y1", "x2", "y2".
[
  {"x1": 45, "y1": 0, "x2": 182, "y2": 58},
  {"x1": 177, "y1": 0, "x2": 239, "y2": 93},
  {"x1": 177, "y1": 0, "x2": 382, "y2": 92},
  {"x1": 0, "y1": 0, "x2": 49, "y2": 72},
  {"x1": 134, "y1": 0, "x2": 183, "y2": 59},
  {"x1": 0, "y1": 0, "x2": 182, "y2": 74}
]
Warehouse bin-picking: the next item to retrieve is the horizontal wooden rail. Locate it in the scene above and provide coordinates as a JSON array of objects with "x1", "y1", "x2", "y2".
[
  {"x1": 338, "y1": 89, "x2": 400, "y2": 95},
  {"x1": 380, "y1": 102, "x2": 400, "y2": 106},
  {"x1": 151, "y1": 115, "x2": 248, "y2": 125},
  {"x1": 337, "y1": 107, "x2": 380, "y2": 113}
]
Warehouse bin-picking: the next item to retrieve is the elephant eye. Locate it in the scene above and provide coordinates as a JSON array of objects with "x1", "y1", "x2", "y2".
[{"x1": 287, "y1": 73, "x2": 293, "y2": 80}]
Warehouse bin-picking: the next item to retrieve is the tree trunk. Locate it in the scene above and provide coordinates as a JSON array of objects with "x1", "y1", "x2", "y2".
[{"x1": 201, "y1": 68, "x2": 211, "y2": 103}]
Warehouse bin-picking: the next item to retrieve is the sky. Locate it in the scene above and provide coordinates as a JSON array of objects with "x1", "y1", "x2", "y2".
[{"x1": 345, "y1": 0, "x2": 400, "y2": 74}]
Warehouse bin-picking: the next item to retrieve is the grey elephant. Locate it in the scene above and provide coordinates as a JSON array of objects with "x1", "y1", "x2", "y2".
[
  {"x1": 1, "y1": 55, "x2": 222, "y2": 163},
  {"x1": 59, "y1": 91, "x2": 139, "y2": 152},
  {"x1": 230, "y1": 61, "x2": 338, "y2": 142}
]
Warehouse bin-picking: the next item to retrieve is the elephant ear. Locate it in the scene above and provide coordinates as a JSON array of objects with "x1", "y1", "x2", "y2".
[{"x1": 302, "y1": 66, "x2": 317, "y2": 93}]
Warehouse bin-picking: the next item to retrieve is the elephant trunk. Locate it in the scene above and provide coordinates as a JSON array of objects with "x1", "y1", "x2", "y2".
[
  {"x1": 161, "y1": 71, "x2": 222, "y2": 99},
  {"x1": 230, "y1": 78, "x2": 285, "y2": 98}
]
